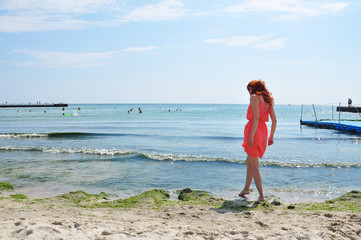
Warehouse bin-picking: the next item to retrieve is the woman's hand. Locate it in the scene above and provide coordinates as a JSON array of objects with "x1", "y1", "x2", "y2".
[
  {"x1": 268, "y1": 137, "x2": 274, "y2": 146},
  {"x1": 248, "y1": 136, "x2": 254, "y2": 147}
]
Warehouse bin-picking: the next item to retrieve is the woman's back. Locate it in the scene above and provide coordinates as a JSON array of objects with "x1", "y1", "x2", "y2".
[{"x1": 246, "y1": 95, "x2": 270, "y2": 122}]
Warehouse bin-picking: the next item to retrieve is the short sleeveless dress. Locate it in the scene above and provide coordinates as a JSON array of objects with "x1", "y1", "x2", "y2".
[{"x1": 242, "y1": 95, "x2": 270, "y2": 159}]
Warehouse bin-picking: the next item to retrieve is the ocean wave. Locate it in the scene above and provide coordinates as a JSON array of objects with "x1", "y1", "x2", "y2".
[
  {"x1": 141, "y1": 153, "x2": 361, "y2": 168},
  {"x1": 1, "y1": 145, "x2": 360, "y2": 168},
  {"x1": 259, "y1": 161, "x2": 361, "y2": 168},
  {"x1": 139, "y1": 152, "x2": 240, "y2": 163},
  {"x1": 0, "y1": 133, "x2": 48, "y2": 138},
  {"x1": 0, "y1": 132, "x2": 100, "y2": 138},
  {"x1": 0, "y1": 132, "x2": 140, "y2": 140},
  {"x1": 0, "y1": 132, "x2": 128, "y2": 139},
  {"x1": 47, "y1": 132, "x2": 102, "y2": 138},
  {"x1": 0, "y1": 146, "x2": 136, "y2": 156}
]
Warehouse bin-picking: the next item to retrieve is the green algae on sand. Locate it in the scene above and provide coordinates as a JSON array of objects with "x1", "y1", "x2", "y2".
[
  {"x1": 178, "y1": 188, "x2": 224, "y2": 207},
  {"x1": 58, "y1": 189, "x2": 170, "y2": 209},
  {"x1": 58, "y1": 191, "x2": 110, "y2": 206},
  {"x1": 57, "y1": 188, "x2": 222, "y2": 209},
  {"x1": 110, "y1": 189, "x2": 170, "y2": 209},
  {"x1": 1, "y1": 182, "x2": 360, "y2": 214},
  {"x1": 10, "y1": 194, "x2": 28, "y2": 200},
  {"x1": 298, "y1": 190, "x2": 361, "y2": 213},
  {"x1": 0, "y1": 182, "x2": 14, "y2": 191}
]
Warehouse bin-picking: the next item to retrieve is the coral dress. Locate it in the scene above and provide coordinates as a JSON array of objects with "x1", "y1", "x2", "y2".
[{"x1": 242, "y1": 95, "x2": 270, "y2": 159}]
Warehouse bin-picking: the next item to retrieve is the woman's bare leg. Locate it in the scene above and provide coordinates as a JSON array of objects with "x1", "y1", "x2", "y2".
[
  {"x1": 249, "y1": 156, "x2": 264, "y2": 201},
  {"x1": 239, "y1": 156, "x2": 253, "y2": 197}
]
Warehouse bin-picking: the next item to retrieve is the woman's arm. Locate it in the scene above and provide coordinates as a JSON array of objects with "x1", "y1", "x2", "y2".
[
  {"x1": 268, "y1": 105, "x2": 277, "y2": 146},
  {"x1": 248, "y1": 95, "x2": 259, "y2": 147}
]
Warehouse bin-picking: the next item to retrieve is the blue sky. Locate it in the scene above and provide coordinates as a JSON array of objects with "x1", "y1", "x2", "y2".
[{"x1": 0, "y1": 0, "x2": 360, "y2": 105}]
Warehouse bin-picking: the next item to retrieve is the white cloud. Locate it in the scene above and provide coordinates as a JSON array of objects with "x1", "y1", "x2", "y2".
[
  {"x1": 0, "y1": 15, "x2": 89, "y2": 32},
  {"x1": 122, "y1": 0, "x2": 187, "y2": 22},
  {"x1": 255, "y1": 38, "x2": 287, "y2": 50},
  {"x1": 224, "y1": 0, "x2": 350, "y2": 19},
  {"x1": 0, "y1": 0, "x2": 351, "y2": 33},
  {"x1": 203, "y1": 34, "x2": 274, "y2": 46},
  {"x1": 0, "y1": 0, "x2": 121, "y2": 32},
  {"x1": 13, "y1": 50, "x2": 119, "y2": 68},
  {"x1": 0, "y1": 0, "x2": 187, "y2": 32},
  {"x1": 203, "y1": 34, "x2": 286, "y2": 51},
  {"x1": 12, "y1": 47, "x2": 158, "y2": 68},
  {"x1": 320, "y1": 2, "x2": 351, "y2": 13},
  {"x1": 0, "y1": 0, "x2": 120, "y2": 14},
  {"x1": 123, "y1": 46, "x2": 158, "y2": 53}
]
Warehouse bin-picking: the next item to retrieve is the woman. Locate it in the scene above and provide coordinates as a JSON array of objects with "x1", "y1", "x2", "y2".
[{"x1": 239, "y1": 80, "x2": 277, "y2": 202}]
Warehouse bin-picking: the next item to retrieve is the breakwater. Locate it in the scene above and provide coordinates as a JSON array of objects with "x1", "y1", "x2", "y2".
[{"x1": 0, "y1": 103, "x2": 68, "y2": 108}]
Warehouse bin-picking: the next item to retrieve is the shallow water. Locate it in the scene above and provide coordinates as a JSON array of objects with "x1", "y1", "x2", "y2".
[{"x1": 1, "y1": 104, "x2": 360, "y2": 203}]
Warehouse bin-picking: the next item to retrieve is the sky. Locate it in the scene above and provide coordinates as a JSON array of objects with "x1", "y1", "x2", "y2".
[{"x1": 0, "y1": 0, "x2": 360, "y2": 105}]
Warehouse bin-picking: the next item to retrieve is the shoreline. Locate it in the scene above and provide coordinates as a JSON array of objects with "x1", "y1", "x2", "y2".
[
  {"x1": 3, "y1": 183, "x2": 352, "y2": 206},
  {"x1": 1, "y1": 183, "x2": 360, "y2": 239}
]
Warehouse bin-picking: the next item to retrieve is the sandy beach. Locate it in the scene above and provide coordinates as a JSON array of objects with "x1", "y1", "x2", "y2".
[{"x1": 1, "y1": 185, "x2": 360, "y2": 240}]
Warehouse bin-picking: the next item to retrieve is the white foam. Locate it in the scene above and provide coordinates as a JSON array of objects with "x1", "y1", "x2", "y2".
[{"x1": 0, "y1": 133, "x2": 47, "y2": 138}]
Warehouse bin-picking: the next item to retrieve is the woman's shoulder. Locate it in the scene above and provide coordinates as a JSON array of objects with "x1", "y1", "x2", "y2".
[
  {"x1": 250, "y1": 94, "x2": 261, "y2": 101},
  {"x1": 249, "y1": 94, "x2": 260, "y2": 105}
]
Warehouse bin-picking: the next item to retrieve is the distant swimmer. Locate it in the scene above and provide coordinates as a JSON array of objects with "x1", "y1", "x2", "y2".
[
  {"x1": 78, "y1": 107, "x2": 81, "y2": 111},
  {"x1": 44, "y1": 110, "x2": 46, "y2": 113},
  {"x1": 348, "y1": 98, "x2": 352, "y2": 107},
  {"x1": 138, "y1": 107, "x2": 142, "y2": 114},
  {"x1": 62, "y1": 107, "x2": 65, "y2": 111}
]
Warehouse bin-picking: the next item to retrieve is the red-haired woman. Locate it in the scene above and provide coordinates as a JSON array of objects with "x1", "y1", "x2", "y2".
[{"x1": 239, "y1": 80, "x2": 277, "y2": 202}]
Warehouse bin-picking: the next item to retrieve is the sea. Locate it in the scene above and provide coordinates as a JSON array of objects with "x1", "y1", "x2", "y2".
[{"x1": 0, "y1": 103, "x2": 360, "y2": 204}]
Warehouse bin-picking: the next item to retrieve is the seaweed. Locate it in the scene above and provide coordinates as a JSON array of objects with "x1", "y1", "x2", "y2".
[
  {"x1": 178, "y1": 188, "x2": 224, "y2": 207},
  {"x1": 294, "y1": 191, "x2": 361, "y2": 213},
  {"x1": 0, "y1": 182, "x2": 14, "y2": 191},
  {"x1": 10, "y1": 194, "x2": 28, "y2": 200}
]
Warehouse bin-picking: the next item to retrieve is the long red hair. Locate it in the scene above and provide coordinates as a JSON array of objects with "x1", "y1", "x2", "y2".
[{"x1": 247, "y1": 80, "x2": 274, "y2": 105}]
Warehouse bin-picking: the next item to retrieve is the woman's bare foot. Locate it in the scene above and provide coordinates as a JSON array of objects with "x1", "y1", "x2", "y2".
[
  {"x1": 257, "y1": 196, "x2": 265, "y2": 202},
  {"x1": 238, "y1": 190, "x2": 250, "y2": 198}
]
